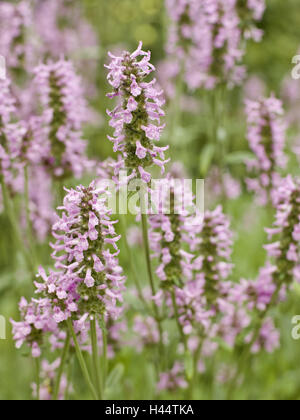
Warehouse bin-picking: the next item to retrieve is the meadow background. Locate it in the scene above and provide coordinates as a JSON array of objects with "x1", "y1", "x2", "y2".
[{"x1": 1, "y1": 0, "x2": 300, "y2": 400}]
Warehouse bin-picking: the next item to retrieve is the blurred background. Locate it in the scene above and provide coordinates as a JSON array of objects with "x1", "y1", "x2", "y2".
[{"x1": 1, "y1": 0, "x2": 300, "y2": 400}]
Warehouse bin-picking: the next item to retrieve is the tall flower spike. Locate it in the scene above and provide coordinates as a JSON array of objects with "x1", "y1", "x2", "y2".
[
  {"x1": 149, "y1": 177, "x2": 195, "y2": 288},
  {"x1": 191, "y1": 206, "x2": 234, "y2": 306},
  {"x1": 41, "y1": 181, "x2": 126, "y2": 322},
  {"x1": 0, "y1": 78, "x2": 25, "y2": 194},
  {"x1": 165, "y1": 0, "x2": 266, "y2": 90},
  {"x1": 28, "y1": 166, "x2": 56, "y2": 242},
  {"x1": 34, "y1": 0, "x2": 98, "y2": 64},
  {"x1": 245, "y1": 95, "x2": 287, "y2": 205},
  {"x1": 172, "y1": 206, "x2": 234, "y2": 337},
  {"x1": 264, "y1": 176, "x2": 300, "y2": 289},
  {"x1": 34, "y1": 59, "x2": 90, "y2": 180},
  {"x1": 227, "y1": 176, "x2": 300, "y2": 354},
  {"x1": 106, "y1": 42, "x2": 169, "y2": 184},
  {"x1": 0, "y1": 1, "x2": 33, "y2": 74}
]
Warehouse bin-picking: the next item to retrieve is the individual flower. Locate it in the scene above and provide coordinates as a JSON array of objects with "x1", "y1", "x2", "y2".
[
  {"x1": 106, "y1": 42, "x2": 169, "y2": 184},
  {"x1": 245, "y1": 95, "x2": 287, "y2": 205}
]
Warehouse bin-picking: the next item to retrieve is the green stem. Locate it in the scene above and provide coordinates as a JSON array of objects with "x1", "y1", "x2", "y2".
[
  {"x1": 140, "y1": 210, "x2": 164, "y2": 358},
  {"x1": 64, "y1": 356, "x2": 74, "y2": 401},
  {"x1": 67, "y1": 319, "x2": 98, "y2": 400},
  {"x1": 208, "y1": 87, "x2": 227, "y2": 201},
  {"x1": 100, "y1": 318, "x2": 108, "y2": 389},
  {"x1": 90, "y1": 318, "x2": 103, "y2": 400},
  {"x1": 53, "y1": 331, "x2": 71, "y2": 400},
  {"x1": 0, "y1": 178, "x2": 35, "y2": 275},
  {"x1": 34, "y1": 357, "x2": 40, "y2": 401},
  {"x1": 169, "y1": 64, "x2": 184, "y2": 142},
  {"x1": 171, "y1": 290, "x2": 187, "y2": 351},
  {"x1": 226, "y1": 287, "x2": 281, "y2": 399},
  {"x1": 120, "y1": 214, "x2": 149, "y2": 310},
  {"x1": 141, "y1": 213, "x2": 156, "y2": 296},
  {"x1": 55, "y1": 179, "x2": 65, "y2": 207},
  {"x1": 24, "y1": 166, "x2": 38, "y2": 267},
  {"x1": 188, "y1": 341, "x2": 203, "y2": 400}
]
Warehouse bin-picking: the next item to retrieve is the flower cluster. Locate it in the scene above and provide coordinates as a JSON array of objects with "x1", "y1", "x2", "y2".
[
  {"x1": 28, "y1": 166, "x2": 56, "y2": 242},
  {"x1": 225, "y1": 176, "x2": 300, "y2": 354},
  {"x1": 133, "y1": 315, "x2": 160, "y2": 351},
  {"x1": 106, "y1": 42, "x2": 169, "y2": 184},
  {"x1": 33, "y1": 59, "x2": 90, "y2": 179},
  {"x1": 157, "y1": 363, "x2": 188, "y2": 392},
  {"x1": 42, "y1": 182, "x2": 125, "y2": 321},
  {"x1": 32, "y1": 359, "x2": 69, "y2": 401},
  {"x1": 0, "y1": 1, "x2": 33, "y2": 73},
  {"x1": 12, "y1": 182, "x2": 126, "y2": 356},
  {"x1": 282, "y1": 73, "x2": 300, "y2": 130},
  {"x1": 264, "y1": 176, "x2": 300, "y2": 287},
  {"x1": 164, "y1": 206, "x2": 235, "y2": 345},
  {"x1": 247, "y1": 318, "x2": 280, "y2": 354},
  {"x1": 191, "y1": 206, "x2": 234, "y2": 305},
  {"x1": 148, "y1": 178, "x2": 249, "y2": 360},
  {"x1": 165, "y1": 0, "x2": 266, "y2": 90},
  {"x1": 33, "y1": 0, "x2": 97, "y2": 63},
  {"x1": 11, "y1": 297, "x2": 61, "y2": 358},
  {"x1": 245, "y1": 95, "x2": 287, "y2": 205},
  {"x1": 0, "y1": 78, "x2": 25, "y2": 194},
  {"x1": 231, "y1": 264, "x2": 278, "y2": 312},
  {"x1": 149, "y1": 177, "x2": 195, "y2": 288},
  {"x1": 206, "y1": 167, "x2": 241, "y2": 204}
]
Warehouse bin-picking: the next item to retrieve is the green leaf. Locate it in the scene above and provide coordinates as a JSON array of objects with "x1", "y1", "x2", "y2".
[
  {"x1": 106, "y1": 363, "x2": 125, "y2": 390},
  {"x1": 212, "y1": 337, "x2": 234, "y2": 353},
  {"x1": 217, "y1": 127, "x2": 227, "y2": 142},
  {"x1": 184, "y1": 352, "x2": 194, "y2": 381},
  {"x1": 225, "y1": 151, "x2": 255, "y2": 165},
  {"x1": 199, "y1": 144, "x2": 215, "y2": 176},
  {"x1": 292, "y1": 282, "x2": 300, "y2": 297}
]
